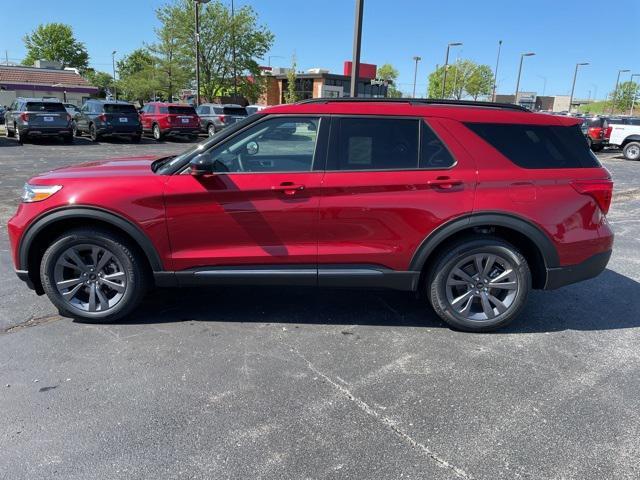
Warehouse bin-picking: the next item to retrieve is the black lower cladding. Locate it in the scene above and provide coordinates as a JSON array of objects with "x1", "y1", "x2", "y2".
[
  {"x1": 544, "y1": 250, "x2": 612, "y2": 290},
  {"x1": 154, "y1": 266, "x2": 420, "y2": 291}
]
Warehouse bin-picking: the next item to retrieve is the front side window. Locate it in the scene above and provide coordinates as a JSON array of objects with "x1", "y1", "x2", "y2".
[
  {"x1": 193, "y1": 117, "x2": 320, "y2": 173},
  {"x1": 330, "y1": 117, "x2": 420, "y2": 170}
]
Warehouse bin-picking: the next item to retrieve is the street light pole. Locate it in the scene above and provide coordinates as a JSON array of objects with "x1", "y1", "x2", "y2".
[
  {"x1": 492, "y1": 40, "x2": 502, "y2": 102},
  {"x1": 231, "y1": 0, "x2": 237, "y2": 98},
  {"x1": 611, "y1": 69, "x2": 630, "y2": 114},
  {"x1": 568, "y1": 62, "x2": 589, "y2": 114},
  {"x1": 349, "y1": 0, "x2": 364, "y2": 98},
  {"x1": 412, "y1": 56, "x2": 421, "y2": 98},
  {"x1": 514, "y1": 52, "x2": 535, "y2": 105},
  {"x1": 630, "y1": 73, "x2": 640, "y2": 116},
  {"x1": 111, "y1": 51, "x2": 117, "y2": 101},
  {"x1": 442, "y1": 42, "x2": 462, "y2": 98}
]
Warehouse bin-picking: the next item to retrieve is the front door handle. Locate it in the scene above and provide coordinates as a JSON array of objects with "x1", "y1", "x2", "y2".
[
  {"x1": 271, "y1": 182, "x2": 305, "y2": 196},
  {"x1": 427, "y1": 177, "x2": 463, "y2": 189}
]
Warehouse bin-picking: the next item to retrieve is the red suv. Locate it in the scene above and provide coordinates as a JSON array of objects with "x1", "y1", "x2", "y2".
[
  {"x1": 139, "y1": 102, "x2": 200, "y2": 141},
  {"x1": 7, "y1": 99, "x2": 614, "y2": 332}
]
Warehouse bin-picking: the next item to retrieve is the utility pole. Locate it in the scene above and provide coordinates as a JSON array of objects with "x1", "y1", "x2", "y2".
[
  {"x1": 412, "y1": 56, "x2": 421, "y2": 98},
  {"x1": 514, "y1": 52, "x2": 535, "y2": 105},
  {"x1": 231, "y1": 0, "x2": 237, "y2": 98},
  {"x1": 442, "y1": 42, "x2": 462, "y2": 98},
  {"x1": 349, "y1": 0, "x2": 364, "y2": 97},
  {"x1": 611, "y1": 69, "x2": 630, "y2": 114},
  {"x1": 492, "y1": 40, "x2": 502, "y2": 102},
  {"x1": 568, "y1": 62, "x2": 589, "y2": 114},
  {"x1": 630, "y1": 73, "x2": 640, "y2": 116},
  {"x1": 193, "y1": 0, "x2": 210, "y2": 105},
  {"x1": 111, "y1": 51, "x2": 117, "y2": 101}
]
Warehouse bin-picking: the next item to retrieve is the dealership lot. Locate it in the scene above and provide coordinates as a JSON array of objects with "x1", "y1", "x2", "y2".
[{"x1": 1, "y1": 137, "x2": 639, "y2": 479}]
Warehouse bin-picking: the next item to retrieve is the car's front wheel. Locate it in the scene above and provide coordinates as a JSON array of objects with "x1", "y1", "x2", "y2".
[
  {"x1": 40, "y1": 228, "x2": 148, "y2": 323},
  {"x1": 427, "y1": 236, "x2": 531, "y2": 332},
  {"x1": 623, "y1": 141, "x2": 640, "y2": 161}
]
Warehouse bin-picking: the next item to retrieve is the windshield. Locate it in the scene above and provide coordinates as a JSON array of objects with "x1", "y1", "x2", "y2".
[{"x1": 155, "y1": 114, "x2": 262, "y2": 175}]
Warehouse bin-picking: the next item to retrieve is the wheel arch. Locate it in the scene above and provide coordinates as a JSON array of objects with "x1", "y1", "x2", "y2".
[
  {"x1": 621, "y1": 135, "x2": 640, "y2": 147},
  {"x1": 19, "y1": 207, "x2": 163, "y2": 293},
  {"x1": 410, "y1": 212, "x2": 559, "y2": 290}
]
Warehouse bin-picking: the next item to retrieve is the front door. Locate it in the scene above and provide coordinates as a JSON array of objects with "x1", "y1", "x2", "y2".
[
  {"x1": 318, "y1": 116, "x2": 477, "y2": 273},
  {"x1": 164, "y1": 116, "x2": 327, "y2": 273}
]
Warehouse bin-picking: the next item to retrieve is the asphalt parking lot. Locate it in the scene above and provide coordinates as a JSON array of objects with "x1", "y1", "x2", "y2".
[{"x1": 1, "y1": 133, "x2": 639, "y2": 479}]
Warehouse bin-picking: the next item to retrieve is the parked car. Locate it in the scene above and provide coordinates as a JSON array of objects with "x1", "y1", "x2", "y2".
[
  {"x1": 0, "y1": 106, "x2": 6, "y2": 125},
  {"x1": 246, "y1": 104, "x2": 267, "y2": 115},
  {"x1": 140, "y1": 102, "x2": 200, "y2": 141},
  {"x1": 608, "y1": 122, "x2": 640, "y2": 160},
  {"x1": 196, "y1": 103, "x2": 248, "y2": 137},
  {"x1": 7, "y1": 98, "x2": 614, "y2": 332},
  {"x1": 581, "y1": 116, "x2": 609, "y2": 152},
  {"x1": 64, "y1": 103, "x2": 81, "y2": 116},
  {"x1": 4, "y1": 98, "x2": 73, "y2": 144},
  {"x1": 73, "y1": 100, "x2": 142, "y2": 142}
]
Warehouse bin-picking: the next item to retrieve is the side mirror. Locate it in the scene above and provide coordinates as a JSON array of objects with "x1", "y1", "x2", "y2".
[{"x1": 189, "y1": 155, "x2": 213, "y2": 176}]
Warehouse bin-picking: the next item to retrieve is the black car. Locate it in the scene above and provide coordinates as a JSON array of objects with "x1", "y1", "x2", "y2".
[
  {"x1": 4, "y1": 98, "x2": 73, "y2": 143},
  {"x1": 73, "y1": 100, "x2": 142, "y2": 142},
  {"x1": 0, "y1": 106, "x2": 5, "y2": 125}
]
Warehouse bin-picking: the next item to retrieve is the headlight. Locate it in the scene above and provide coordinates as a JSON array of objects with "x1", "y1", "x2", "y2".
[{"x1": 21, "y1": 184, "x2": 62, "y2": 203}]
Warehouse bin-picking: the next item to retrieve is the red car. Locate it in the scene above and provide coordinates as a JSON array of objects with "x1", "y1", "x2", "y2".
[
  {"x1": 139, "y1": 102, "x2": 200, "y2": 141},
  {"x1": 7, "y1": 99, "x2": 614, "y2": 332}
]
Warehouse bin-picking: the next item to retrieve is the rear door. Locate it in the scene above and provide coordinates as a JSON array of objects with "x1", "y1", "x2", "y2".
[
  {"x1": 168, "y1": 105, "x2": 198, "y2": 129},
  {"x1": 222, "y1": 106, "x2": 248, "y2": 125},
  {"x1": 317, "y1": 116, "x2": 477, "y2": 273},
  {"x1": 104, "y1": 103, "x2": 140, "y2": 130},
  {"x1": 164, "y1": 115, "x2": 328, "y2": 271},
  {"x1": 26, "y1": 101, "x2": 68, "y2": 129}
]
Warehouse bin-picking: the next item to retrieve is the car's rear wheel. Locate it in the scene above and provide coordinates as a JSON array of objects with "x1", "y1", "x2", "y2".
[
  {"x1": 72, "y1": 121, "x2": 81, "y2": 137},
  {"x1": 427, "y1": 236, "x2": 531, "y2": 332},
  {"x1": 40, "y1": 228, "x2": 147, "y2": 323},
  {"x1": 207, "y1": 123, "x2": 216, "y2": 137},
  {"x1": 14, "y1": 125, "x2": 24, "y2": 144},
  {"x1": 623, "y1": 141, "x2": 640, "y2": 161},
  {"x1": 89, "y1": 124, "x2": 100, "y2": 142},
  {"x1": 152, "y1": 124, "x2": 163, "y2": 141},
  {"x1": 6, "y1": 124, "x2": 14, "y2": 138}
]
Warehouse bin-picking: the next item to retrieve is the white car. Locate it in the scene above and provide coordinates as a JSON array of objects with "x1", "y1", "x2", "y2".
[{"x1": 608, "y1": 121, "x2": 640, "y2": 161}]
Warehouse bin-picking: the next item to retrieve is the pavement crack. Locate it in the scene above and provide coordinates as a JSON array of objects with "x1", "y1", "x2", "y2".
[
  {"x1": 2, "y1": 314, "x2": 62, "y2": 335},
  {"x1": 284, "y1": 341, "x2": 472, "y2": 479}
]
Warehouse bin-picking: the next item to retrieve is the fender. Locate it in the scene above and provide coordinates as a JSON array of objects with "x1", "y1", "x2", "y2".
[
  {"x1": 622, "y1": 134, "x2": 640, "y2": 144},
  {"x1": 18, "y1": 206, "x2": 164, "y2": 271},
  {"x1": 408, "y1": 212, "x2": 560, "y2": 271}
]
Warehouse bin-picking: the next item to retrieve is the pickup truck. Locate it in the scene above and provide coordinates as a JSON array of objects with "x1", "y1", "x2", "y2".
[{"x1": 609, "y1": 122, "x2": 640, "y2": 161}]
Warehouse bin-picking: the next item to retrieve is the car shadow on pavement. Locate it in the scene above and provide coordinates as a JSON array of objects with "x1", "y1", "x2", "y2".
[{"x1": 113, "y1": 268, "x2": 640, "y2": 333}]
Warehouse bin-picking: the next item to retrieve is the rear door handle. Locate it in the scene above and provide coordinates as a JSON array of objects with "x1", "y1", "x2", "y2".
[
  {"x1": 427, "y1": 177, "x2": 463, "y2": 189},
  {"x1": 271, "y1": 183, "x2": 305, "y2": 196}
]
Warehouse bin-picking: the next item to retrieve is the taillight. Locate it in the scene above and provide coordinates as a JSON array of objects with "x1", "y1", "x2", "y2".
[
  {"x1": 588, "y1": 127, "x2": 603, "y2": 139},
  {"x1": 20, "y1": 112, "x2": 29, "y2": 122},
  {"x1": 66, "y1": 114, "x2": 72, "y2": 122},
  {"x1": 218, "y1": 115, "x2": 226, "y2": 123},
  {"x1": 98, "y1": 113, "x2": 107, "y2": 122},
  {"x1": 604, "y1": 126, "x2": 612, "y2": 139},
  {"x1": 571, "y1": 179, "x2": 613, "y2": 215}
]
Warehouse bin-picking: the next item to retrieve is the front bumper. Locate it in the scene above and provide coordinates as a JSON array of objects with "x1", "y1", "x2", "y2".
[{"x1": 544, "y1": 250, "x2": 612, "y2": 290}]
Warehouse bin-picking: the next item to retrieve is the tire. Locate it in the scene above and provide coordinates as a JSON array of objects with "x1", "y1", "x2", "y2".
[
  {"x1": 207, "y1": 123, "x2": 216, "y2": 137},
  {"x1": 152, "y1": 124, "x2": 163, "y2": 141},
  {"x1": 40, "y1": 228, "x2": 148, "y2": 323},
  {"x1": 15, "y1": 124, "x2": 24, "y2": 144},
  {"x1": 89, "y1": 123, "x2": 100, "y2": 142},
  {"x1": 72, "y1": 121, "x2": 81, "y2": 137},
  {"x1": 6, "y1": 124, "x2": 14, "y2": 138},
  {"x1": 427, "y1": 236, "x2": 531, "y2": 332},
  {"x1": 622, "y1": 141, "x2": 640, "y2": 161}
]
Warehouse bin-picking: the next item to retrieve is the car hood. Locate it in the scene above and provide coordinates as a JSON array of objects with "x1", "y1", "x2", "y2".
[{"x1": 31, "y1": 155, "x2": 162, "y2": 181}]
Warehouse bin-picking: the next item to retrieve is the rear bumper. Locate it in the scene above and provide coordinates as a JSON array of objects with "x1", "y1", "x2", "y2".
[
  {"x1": 164, "y1": 128, "x2": 199, "y2": 136},
  {"x1": 98, "y1": 126, "x2": 142, "y2": 136},
  {"x1": 21, "y1": 127, "x2": 71, "y2": 136},
  {"x1": 544, "y1": 250, "x2": 612, "y2": 290}
]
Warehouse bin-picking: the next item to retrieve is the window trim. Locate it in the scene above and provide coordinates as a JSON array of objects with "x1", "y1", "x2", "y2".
[
  {"x1": 324, "y1": 115, "x2": 458, "y2": 173},
  {"x1": 177, "y1": 114, "x2": 329, "y2": 175}
]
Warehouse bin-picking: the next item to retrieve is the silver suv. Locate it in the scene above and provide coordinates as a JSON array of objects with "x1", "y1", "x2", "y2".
[
  {"x1": 4, "y1": 98, "x2": 73, "y2": 144},
  {"x1": 196, "y1": 103, "x2": 248, "y2": 136}
]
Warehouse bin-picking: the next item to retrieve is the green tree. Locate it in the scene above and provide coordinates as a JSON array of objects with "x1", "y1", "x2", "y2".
[
  {"x1": 116, "y1": 49, "x2": 162, "y2": 104},
  {"x1": 465, "y1": 64, "x2": 494, "y2": 100},
  {"x1": 22, "y1": 23, "x2": 89, "y2": 71},
  {"x1": 428, "y1": 60, "x2": 494, "y2": 100},
  {"x1": 83, "y1": 69, "x2": 114, "y2": 98},
  {"x1": 377, "y1": 63, "x2": 402, "y2": 98},
  {"x1": 610, "y1": 81, "x2": 639, "y2": 113},
  {"x1": 117, "y1": 48, "x2": 155, "y2": 78},
  {"x1": 284, "y1": 55, "x2": 298, "y2": 104}
]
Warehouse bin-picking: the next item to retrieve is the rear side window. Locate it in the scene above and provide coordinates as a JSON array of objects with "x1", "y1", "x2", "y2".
[
  {"x1": 222, "y1": 106, "x2": 247, "y2": 116},
  {"x1": 159, "y1": 106, "x2": 169, "y2": 114},
  {"x1": 104, "y1": 104, "x2": 137, "y2": 114},
  {"x1": 465, "y1": 123, "x2": 600, "y2": 168},
  {"x1": 331, "y1": 117, "x2": 419, "y2": 170},
  {"x1": 169, "y1": 106, "x2": 196, "y2": 115},
  {"x1": 26, "y1": 102, "x2": 66, "y2": 112}
]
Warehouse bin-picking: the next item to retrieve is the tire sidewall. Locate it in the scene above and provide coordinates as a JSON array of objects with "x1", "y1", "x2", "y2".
[
  {"x1": 623, "y1": 142, "x2": 640, "y2": 161},
  {"x1": 40, "y1": 230, "x2": 144, "y2": 323},
  {"x1": 429, "y1": 238, "x2": 531, "y2": 332}
]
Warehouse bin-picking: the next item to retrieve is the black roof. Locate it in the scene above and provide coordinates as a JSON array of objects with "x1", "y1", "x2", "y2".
[{"x1": 297, "y1": 97, "x2": 530, "y2": 112}]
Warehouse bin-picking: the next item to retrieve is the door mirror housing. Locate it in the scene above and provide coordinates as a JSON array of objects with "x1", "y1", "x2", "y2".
[{"x1": 189, "y1": 155, "x2": 213, "y2": 176}]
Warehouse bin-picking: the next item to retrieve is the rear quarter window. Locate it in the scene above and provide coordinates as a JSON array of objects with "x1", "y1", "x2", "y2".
[{"x1": 465, "y1": 123, "x2": 601, "y2": 168}]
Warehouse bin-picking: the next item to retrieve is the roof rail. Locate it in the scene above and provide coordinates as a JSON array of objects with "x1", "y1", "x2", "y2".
[{"x1": 296, "y1": 97, "x2": 530, "y2": 112}]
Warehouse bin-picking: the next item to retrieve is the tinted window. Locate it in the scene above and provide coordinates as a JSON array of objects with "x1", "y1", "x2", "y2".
[
  {"x1": 466, "y1": 123, "x2": 600, "y2": 169},
  {"x1": 196, "y1": 117, "x2": 320, "y2": 173},
  {"x1": 159, "y1": 106, "x2": 169, "y2": 114},
  {"x1": 169, "y1": 106, "x2": 196, "y2": 115},
  {"x1": 331, "y1": 118, "x2": 419, "y2": 170},
  {"x1": 198, "y1": 106, "x2": 210, "y2": 115},
  {"x1": 222, "y1": 106, "x2": 247, "y2": 116},
  {"x1": 104, "y1": 104, "x2": 137, "y2": 114},
  {"x1": 420, "y1": 122, "x2": 456, "y2": 168},
  {"x1": 26, "y1": 102, "x2": 66, "y2": 112}
]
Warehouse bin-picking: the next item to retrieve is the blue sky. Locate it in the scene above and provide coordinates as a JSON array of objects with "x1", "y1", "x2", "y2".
[{"x1": 1, "y1": 0, "x2": 638, "y2": 100}]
